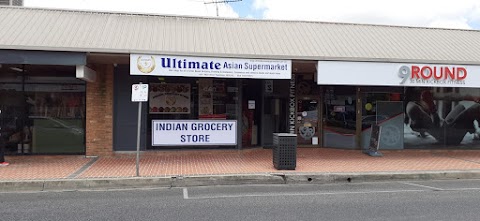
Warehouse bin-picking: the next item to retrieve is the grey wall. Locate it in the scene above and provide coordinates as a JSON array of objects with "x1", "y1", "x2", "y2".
[
  {"x1": 0, "y1": 50, "x2": 86, "y2": 65},
  {"x1": 113, "y1": 65, "x2": 147, "y2": 151}
]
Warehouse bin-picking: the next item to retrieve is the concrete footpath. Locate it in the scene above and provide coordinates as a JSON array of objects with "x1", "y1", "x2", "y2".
[{"x1": 2, "y1": 148, "x2": 480, "y2": 192}]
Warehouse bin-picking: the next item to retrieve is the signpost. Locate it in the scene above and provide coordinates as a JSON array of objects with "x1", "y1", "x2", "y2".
[{"x1": 131, "y1": 83, "x2": 149, "y2": 176}]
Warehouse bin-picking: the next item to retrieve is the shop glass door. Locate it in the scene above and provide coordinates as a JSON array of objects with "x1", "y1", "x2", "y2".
[
  {"x1": 361, "y1": 91, "x2": 404, "y2": 150},
  {"x1": 295, "y1": 74, "x2": 321, "y2": 146},
  {"x1": 297, "y1": 98, "x2": 319, "y2": 145},
  {"x1": 323, "y1": 86, "x2": 356, "y2": 149}
]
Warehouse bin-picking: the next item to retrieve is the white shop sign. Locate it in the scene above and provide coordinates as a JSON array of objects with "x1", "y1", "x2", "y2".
[
  {"x1": 265, "y1": 80, "x2": 273, "y2": 93},
  {"x1": 152, "y1": 120, "x2": 237, "y2": 146},
  {"x1": 131, "y1": 54, "x2": 291, "y2": 79},
  {"x1": 317, "y1": 61, "x2": 480, "y2": 88}
]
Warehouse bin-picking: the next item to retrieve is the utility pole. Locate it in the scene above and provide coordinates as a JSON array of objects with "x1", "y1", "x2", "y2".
[{"x1": 204, "y1": 0, "x2": 242, "y2": 17}]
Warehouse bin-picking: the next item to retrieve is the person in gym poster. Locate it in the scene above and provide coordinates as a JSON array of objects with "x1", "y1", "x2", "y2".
[{"x1": 404, "y1": 87, "x2": 480, "y2": 148}]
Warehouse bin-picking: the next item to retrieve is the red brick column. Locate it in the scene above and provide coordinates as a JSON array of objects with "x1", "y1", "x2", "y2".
[{"x1": 85, "y1": 64, "x2": 114, "y2": 156}]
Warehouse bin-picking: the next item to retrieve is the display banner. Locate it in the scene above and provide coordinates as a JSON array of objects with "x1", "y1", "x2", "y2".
[
  {"x1": 317, "y1": 61, "x2": 480, "y2": 88},
  {"x1": 149, "y1": 83, "x2": 190, "y2": 114},
  {"x1": 131, "y1": 54, "x2": 291, "y2": 79},
  {"x1": 152, "y1": 120, "x2": 237, "y2": 146}
]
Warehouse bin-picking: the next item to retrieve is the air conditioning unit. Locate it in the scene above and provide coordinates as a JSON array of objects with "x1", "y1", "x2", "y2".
[{"x1": 0, "y1": 0, "x2": 23, "y2": 6}]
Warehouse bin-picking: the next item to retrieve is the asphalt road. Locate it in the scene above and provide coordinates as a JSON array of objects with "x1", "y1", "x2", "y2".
[{"x1": 2, "y1": 179, "x2": 480, "y2": 221}]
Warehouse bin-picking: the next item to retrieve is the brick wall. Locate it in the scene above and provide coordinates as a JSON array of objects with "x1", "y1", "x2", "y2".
[{"x1": 85, "y1": 64, "x2": 114, "y2": 156}]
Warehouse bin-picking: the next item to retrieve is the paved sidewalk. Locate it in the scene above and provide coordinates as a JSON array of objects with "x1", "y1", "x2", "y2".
[{"x1": 2, "y1": 148, "x2": 480, "y2": 181}]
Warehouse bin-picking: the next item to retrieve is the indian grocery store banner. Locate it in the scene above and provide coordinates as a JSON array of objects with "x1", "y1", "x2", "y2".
[
  {"x1": 317, "y1": 61, "x2": 480, "y2": 88},
  {"x1": 131, "y1": 54, "x2": 291, "y2": 79},
  {"x1": 152, "y1": 120, "x2": 237, "y2": 146}
]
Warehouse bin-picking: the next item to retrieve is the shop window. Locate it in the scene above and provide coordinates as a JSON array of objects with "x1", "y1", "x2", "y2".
[
  {"x1": 323, "y1": 86, "x2": 356, "y2": 149},
  {"x1": 361, "y1": 91, "x2": 404, "y2": 150},
  {"x1": 0, "y1": 65, "x2": 86, "y2": 154},
  {"x1": 404, "y1": 87, "x2": 480, "y2": 149},
  {"x1": 147, "y1": 77, "x2": 239, "y2": 149}
]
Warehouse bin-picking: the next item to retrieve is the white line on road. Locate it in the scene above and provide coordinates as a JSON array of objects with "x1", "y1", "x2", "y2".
[
  {"x1": 183, "y1": 188, "x2": 189, "y2": 199},
  {"x1": 185, "y1": 189, "x2": 428, "y2": 200},
  {"x1": 399, "y1": 182, "x2": 444, "y2": 191}
]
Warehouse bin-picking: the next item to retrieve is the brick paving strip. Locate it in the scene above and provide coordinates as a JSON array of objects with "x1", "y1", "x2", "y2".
[
  {"x1": 3, "y1": 149, "x2": 480, "y2": 181},
  {"x1": 433, "y1": 151, "x2": 480, "y2": 165},
  {"x1": 74, "y1": 149, "x2": 480, "y2": 179},
  {"x1": 67, "y1": 157, "x2": 99, "y2": 179}
]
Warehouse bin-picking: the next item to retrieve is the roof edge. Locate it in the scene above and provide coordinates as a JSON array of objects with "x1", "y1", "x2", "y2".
[
  {"x1": 1, "y1": 6, "x2": 479, "y2": 33},
  {"x1": 2, "y1": 45, "x2": 480, "y2": 66}
]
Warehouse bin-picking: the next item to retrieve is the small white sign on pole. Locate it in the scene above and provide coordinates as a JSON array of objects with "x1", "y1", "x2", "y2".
[
  {"x1": 131, "y1": 83, "x2": 148, "y2": 177},
  {"x1": 131, "y1": 84, "x2": 149, "y2": 102}
]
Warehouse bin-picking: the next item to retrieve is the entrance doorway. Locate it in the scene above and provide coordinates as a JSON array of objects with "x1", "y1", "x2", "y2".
[
  {"x1": 242, "y1": 80, "x2": 262, "y2": 147},
  {"x1": 295, "y1": 74, "x2": 321, "y2": 146},
  {"x1": 360, "y1": 88, "x2": 404, "y2": 150},
  {"x1": 323, "y1": 86, "x2": 357, "y2": 149}
]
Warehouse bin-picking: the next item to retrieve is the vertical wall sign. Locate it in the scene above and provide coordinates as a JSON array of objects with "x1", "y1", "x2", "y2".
[{"x1": 289, "y1": 75, "x2": 296, "y2": 134}]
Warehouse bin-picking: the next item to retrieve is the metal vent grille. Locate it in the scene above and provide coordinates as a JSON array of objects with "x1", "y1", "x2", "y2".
[
  {"x1": 0, "y1": 0, "x2": 23, "y2": 6},
  {"x1": 12, "y1": 0, "x2": 23, "y2": 6}
]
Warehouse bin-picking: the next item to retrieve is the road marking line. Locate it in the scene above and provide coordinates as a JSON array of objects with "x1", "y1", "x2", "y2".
[
  {"x1": 185, "y1": 189, "x2": 427, "y2": 200},
  {"x1": 183, "y1": 188, "x2": 189, "y2": 199},
  {"x1": 3, "y1": 186, "x2": 480, "y2": 195},
  {"x1": 399, "y1": 182, "x2": 444, "y2": 191},
  {"x1": 442, "y1": 188, "x2": 480, "y2": 191},
  {"x1": 0, "y1": 187, "x2": 175, "y2": 194}
]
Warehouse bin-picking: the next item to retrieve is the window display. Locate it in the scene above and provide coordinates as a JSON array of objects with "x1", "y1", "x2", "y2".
[
  {"x1": 0, "y1": 64, "x2": 86, "y2": 154},
  {"x1": 361, "y1": 91, "x2": 404, "y2": 150},
  {"x1": 147, "y1": 77, "x2": 239, "y2": 148},
  {"x1": 149, "y1": 83, "x2": 191, "y2": 114},
  {"x1": 404, "y1": 87, "x2": 480, "y2": 148}
]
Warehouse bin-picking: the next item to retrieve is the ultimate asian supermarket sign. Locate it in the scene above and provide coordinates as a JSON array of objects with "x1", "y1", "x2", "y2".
[
  {"x1": 152, "y1": 120, "x2": 237, "y2": 146},
  {"x1": 130, "y1": 54, "x2": 291, "y2": 79}
]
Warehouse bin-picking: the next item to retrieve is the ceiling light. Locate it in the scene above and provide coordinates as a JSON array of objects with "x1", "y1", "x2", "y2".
[{"x1": 10, "y1": 67, "x2": 23, "y2": 72}]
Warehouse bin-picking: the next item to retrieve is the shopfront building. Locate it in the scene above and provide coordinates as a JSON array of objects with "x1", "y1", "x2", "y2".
[
  {"x1": 0, "y1": 50, "x2": 87, "y2": 155},
  {"x1": 2, "y1": 7, "x2": 480, "y2": 156},
  {"x1": 317, "y1": 61, "x2": 480, "y2": 150},
  {"x1": 113, "y1": 54, "x2": 293, "y2": 151}
]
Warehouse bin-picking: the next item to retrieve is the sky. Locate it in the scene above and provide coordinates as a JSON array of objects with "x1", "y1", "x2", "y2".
[{"x1": 24, "y1": 0, "x2": 480, "y2": 30}]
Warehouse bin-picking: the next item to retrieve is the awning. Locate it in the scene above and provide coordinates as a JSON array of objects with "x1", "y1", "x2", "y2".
[{"x1": 0, "y1": 50, "x2": 86, "y2": 66}]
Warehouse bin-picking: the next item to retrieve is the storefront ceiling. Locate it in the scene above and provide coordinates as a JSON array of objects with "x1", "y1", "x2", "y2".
[
  {"x1": 292, "y1": 61, "x2": 316, "y2": 74},
  {"x1": 0, "y1": 64, "x2": 75, "y2": 76},
  {"x1": 87, "y1": 53, "x2": 129, "y2": 65},
  {"x1": 1, "y1": 7, "x2": 480, "y2": 65}
]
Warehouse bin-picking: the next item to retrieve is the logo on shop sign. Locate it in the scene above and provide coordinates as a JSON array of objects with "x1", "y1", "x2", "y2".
[
  {"x1": 398, "y1": 65, "x2": 467, "y2": 85},
  {"x1": 137, "y1": 56, "x2": 156, "y2": 73}
]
